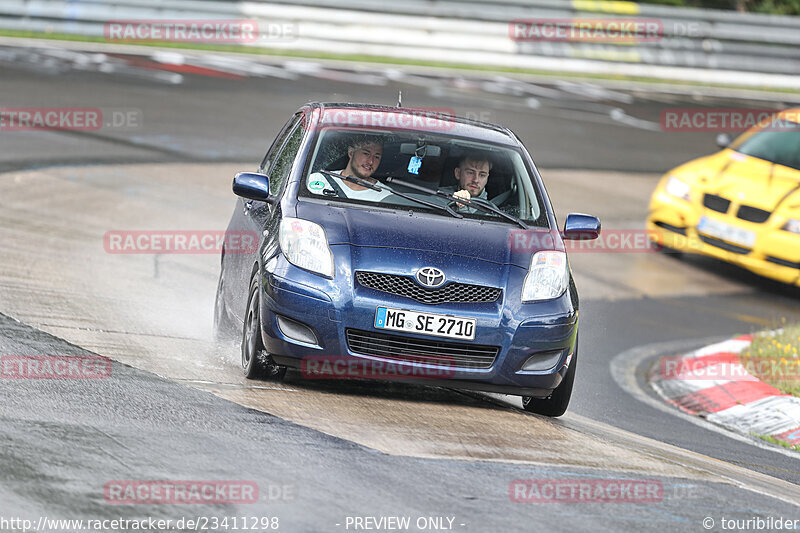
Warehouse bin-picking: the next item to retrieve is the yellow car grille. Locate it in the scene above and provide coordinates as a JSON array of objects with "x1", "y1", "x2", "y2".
[{"x1": 702, "y1": 194, "x2": 772, "y2": 223}]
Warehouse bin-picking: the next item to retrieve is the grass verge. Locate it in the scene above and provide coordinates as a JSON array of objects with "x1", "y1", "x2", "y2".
[
  {"x1": 740, "y1": 323, "x2": 800, "y2": 451},
  {"x1": 753, "y1": 432, "x2": 800, "y2": 452},
  {"x1": 741, "y1": 322, "x2": 800, "y2": 398}
]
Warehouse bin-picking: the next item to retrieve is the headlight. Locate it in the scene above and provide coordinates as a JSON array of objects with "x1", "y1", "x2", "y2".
[
  {"x1": 279, "y1": 218, "x2": 335, "y2": 277},
  {"x1": 782, "y1": 219, "x2": 800, "y2": 234},
  {"x1": 664, "y1": 175, "x2": 691, "y2": 202},
  {"x1": 522, "y1": 251, "x2": 569, "y2": 302}
]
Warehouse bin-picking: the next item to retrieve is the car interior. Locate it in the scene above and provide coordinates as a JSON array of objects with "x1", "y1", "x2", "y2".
[{"x1": 306, "y1": 130, "x2": 543, "y2": 222}]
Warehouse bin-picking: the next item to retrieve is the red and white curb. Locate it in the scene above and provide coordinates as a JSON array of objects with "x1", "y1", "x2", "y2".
[{"x1": 650, "y1": 335, "x2": 800, "y2": 449}]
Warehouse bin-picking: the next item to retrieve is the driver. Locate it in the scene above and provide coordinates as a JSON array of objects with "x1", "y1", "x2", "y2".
[
  {"x1": 440, "y1": 153, "x2": 492, "y2": 211},
  {"x1": 307, "y1": 135, "x2": 391, "y2": 201}
]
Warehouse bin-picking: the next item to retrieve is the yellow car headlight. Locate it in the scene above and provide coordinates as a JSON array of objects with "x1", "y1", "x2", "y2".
[
  {"x1": 664, "y1": 175, "x2": 691, "y2": 202},
  {"x1": 781, "y1": 218, "x2": 800, "y2": 234}
]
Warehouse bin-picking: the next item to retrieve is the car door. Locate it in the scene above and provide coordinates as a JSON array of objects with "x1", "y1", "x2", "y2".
[{"x1": 224, "y1": 114, "x2": 305, "y2": 322}]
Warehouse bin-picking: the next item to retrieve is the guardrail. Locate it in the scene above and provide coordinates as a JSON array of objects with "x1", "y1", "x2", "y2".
[{"x1": 2, "y1": 0, "x2": 799, "y2": 88}]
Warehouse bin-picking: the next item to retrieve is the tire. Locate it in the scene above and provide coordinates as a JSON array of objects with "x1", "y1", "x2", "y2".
[
  {"x1": 213, "y1": 270, "x2": 236, "y2": 341},
  {"x1": 241, "y1": 271, "x2": 286, "y2": 381},
  {"x1": 649, "y1": 236, "x2": 684, "y2": 259},
  {"x1": 521, "y1": 344, "x2": 578, "y2": 418},
  {"x1": 656, "y1": 244, "x2": 684, "y2": 259}
]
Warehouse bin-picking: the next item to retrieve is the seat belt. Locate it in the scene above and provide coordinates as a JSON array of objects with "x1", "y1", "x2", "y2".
[{"x1": 323, "y1": 175, "x2": 347, "y2": 198}]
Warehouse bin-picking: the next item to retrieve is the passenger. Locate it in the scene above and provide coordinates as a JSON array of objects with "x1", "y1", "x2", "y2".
[
  {"x1": 307, "y1": 135, "x2": 391, "y2": 201},
  {"x1": 440, "y1": 153, "x2": 493, "y2": 211}
]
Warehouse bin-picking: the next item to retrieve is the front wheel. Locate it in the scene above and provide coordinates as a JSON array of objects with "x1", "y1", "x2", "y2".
[
  {"x1": 241, "y1": 271, "x2": 286, "y2": 381},
  {"x1": 521, "y1": 345, "x2": 577, "y2": 418}
]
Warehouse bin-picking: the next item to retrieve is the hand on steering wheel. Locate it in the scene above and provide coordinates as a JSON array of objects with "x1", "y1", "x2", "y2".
[{"x1": 450, "y1": 189, "x2": 470, "y2": 209}]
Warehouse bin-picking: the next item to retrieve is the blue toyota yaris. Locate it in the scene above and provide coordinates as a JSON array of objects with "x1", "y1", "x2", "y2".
[{"x1": 215, "y1": 103, "x2": 600, "y2": 417}]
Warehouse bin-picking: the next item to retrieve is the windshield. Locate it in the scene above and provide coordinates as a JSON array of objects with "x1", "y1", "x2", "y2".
[
  {"x1": 731, "y1": 122, "x2": 800, "y2": 171},
  {"x1": 299, "y1": 128, "x2": 548, "y2": 227}
]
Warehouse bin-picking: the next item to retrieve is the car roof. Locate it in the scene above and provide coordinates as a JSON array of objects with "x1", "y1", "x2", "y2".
[{"x1": 300, "y1": 102, "x2": 521, "y2": 146}]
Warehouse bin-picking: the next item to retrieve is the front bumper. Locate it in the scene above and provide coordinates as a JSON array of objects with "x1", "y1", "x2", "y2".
[
  {"x1": 647, "y1": 191, "x2": 800, "y2": 286},
  {"x1": 258, "y1": 256, "x2": 578, "y2": 398}
]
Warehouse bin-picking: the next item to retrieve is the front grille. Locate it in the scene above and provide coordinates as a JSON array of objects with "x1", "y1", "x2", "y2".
[
  {"x1": 703, "y1": 194, "x2": 730, "y2": 213},
  {"x1": 767, "y1": 256, "x2": 800, "y2": 269},
  {"x1": 356, "y1": 271, "x2": 501, "y2": 305},
  {"x1": 736, "y1": 205, "x2": 771, "y2": 223},
  {"x1": 346, "y1": 329, "x2": 499, "y2": 369},
  {"x1": 698, "y1": 235, "x2": 751, "y2": 255},
  {"x1": 653, "y1": 221, "x2": 687, "y2": 235}
]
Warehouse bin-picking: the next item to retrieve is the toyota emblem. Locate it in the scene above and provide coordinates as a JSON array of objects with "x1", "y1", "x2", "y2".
[{"x1": 416, "y1": 267, "x2": 446, "y2": 288}]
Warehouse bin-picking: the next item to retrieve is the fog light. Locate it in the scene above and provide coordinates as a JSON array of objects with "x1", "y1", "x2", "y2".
[
  {"x1": 276, "y1": 315, "x2": 318, "y2": 345},
  {"x1": 520, "y1": 350, "x2": 563, "y2": 372}
]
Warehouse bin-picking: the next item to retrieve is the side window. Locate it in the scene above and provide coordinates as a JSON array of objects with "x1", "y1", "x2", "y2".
[
  {"x1": 259, "y1": 113, "x2": 301, "y2": 172},
  {"x1": 267, "y1": 122, "x2": 304, "y2": 195}
]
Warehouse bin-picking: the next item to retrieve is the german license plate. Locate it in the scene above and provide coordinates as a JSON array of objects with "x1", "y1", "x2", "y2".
[
  {"x1": 697, "y1": 216, "x2": 756, "y2": 248},
  {"x1": 374, "y1": 306, "x2": 476, "y2": 340}
]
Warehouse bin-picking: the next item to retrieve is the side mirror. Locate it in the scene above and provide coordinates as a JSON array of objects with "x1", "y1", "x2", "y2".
[
  {"x1": 716, "y1": 133, "x2": 732, "y2": 149},
  {"x1": 233, "y1": 172, "x2": 273, "y2": 202},
  {"x1": 563, "y1": 213, "x2": 601, "y2": 240}
]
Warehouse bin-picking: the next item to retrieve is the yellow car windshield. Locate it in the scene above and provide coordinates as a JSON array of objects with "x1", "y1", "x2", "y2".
[{"x1": 733, "y1": 124, "x2": 800, "y2": 171}]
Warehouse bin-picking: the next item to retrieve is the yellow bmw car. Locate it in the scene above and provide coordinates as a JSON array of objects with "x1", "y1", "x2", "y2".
[{"x1": 647, "y1": 108, "x2": 800, "y2": 286}]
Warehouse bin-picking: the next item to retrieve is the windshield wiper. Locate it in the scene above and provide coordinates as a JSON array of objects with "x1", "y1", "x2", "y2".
[
  {"x1": 385, "y1": 176, "x2": 528, "y2": 229},
  {"x1": 455, "y1": 195, "x2": 529, "y2": 229},
  {"x1": 317, "y1": 171, "x2": 464, "y2": 219}
]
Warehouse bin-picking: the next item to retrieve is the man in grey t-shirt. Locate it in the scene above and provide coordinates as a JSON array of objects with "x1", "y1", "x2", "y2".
[
  {"x1": 440, "y1": 153, "x2": 493, "y2": 212},
  {"x1": 307, "y1": 135, "x2": 391, "y2": 202}
]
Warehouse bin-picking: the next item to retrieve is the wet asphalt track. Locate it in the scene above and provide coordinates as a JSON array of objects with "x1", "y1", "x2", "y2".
[
  {"x1": 2, "y1": 42, "x2": 800, "y2": 531},
  {"x1": 4, "y1": 311, "x2": 800, "y2": 532}
]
